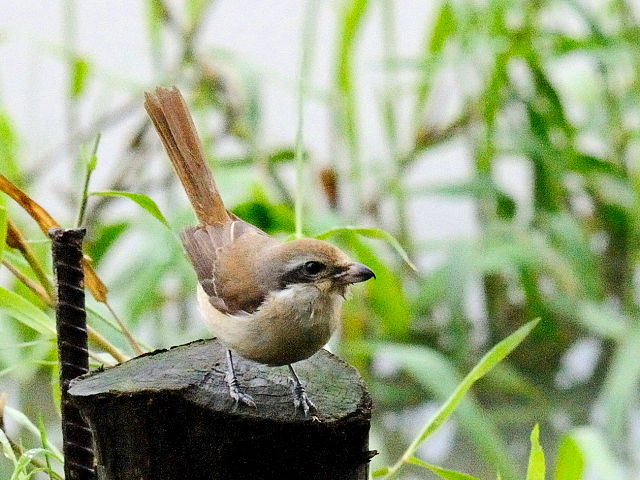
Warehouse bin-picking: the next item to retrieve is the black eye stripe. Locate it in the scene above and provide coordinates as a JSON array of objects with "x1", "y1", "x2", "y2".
[
  {"x1": 302, "y1": 261, "x2": 326, "y2": 275},
  {"x1": 278, "y1": 261, "x2": 329, "y2": 288}
]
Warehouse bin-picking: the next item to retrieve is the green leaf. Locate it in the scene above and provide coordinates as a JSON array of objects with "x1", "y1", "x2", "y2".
[
  {"x1": 69, "y1": 56, "x2": 90, "y2": 98},
  {"x1": 599, "y1": 326, "x2": 640, "y2": 438},
  {"x1": 4, "y1": 407, "x2": 63, "y2": 460},
  {"x1": 0, "y1": 111, "x2": 22, "y2": 186},
  {"x1": 0, "y1": 204, "x2": 7, "y2": 261},
  {"x1": 0, "y1": 287, "x2": 55, "y2": 336},
  {"x1": 575, "y1": 302, "x2": 627, "y2": 340},
  {"x1": 570, "y1": 427, "x2": 624, "y2": 480},
  {"x1": 90, "y1": 191, "x2": 169, "y2": 228},
  {"x1": 0, "y1": 428, "x2": 17, "y2": 466},
  {"x1": 335, "y1": 0, "x2": 369, "y2": 189},
  {"x1": 268, "y1": 148, "x2": 296, "y2": 164},
  {"x1": 381, "y1": 320, "x2": 538, "y2": 479},
  {"x1": 410, "y1": 319, "x2": 538, "y2": 443},
  {"x1": 85, "y1": 221, "x2": 129, "y2": 265},
  {"x1": 428, "y1": 2, "x2": 456, "y2": 54},
  {"x1": 186, "y1": 0, "x2": 209, "y2": 25},
  {"x1": 38, "y1": 415, "x2": 53, "y2": 479},
  {"x1": 316, "y1": 226, "x2": 416, "y2": 271},
  {"x1": 232, "y1": 185, "x2": 295, "y2": 234},
  {"x1": 87, "y1": 135, "x2": 100, "y2": 173},
  {"x1": 11, "y1": 448, "x2": 48, "y2": 480},
  {"x1": 383, "y1": 344, "x2": 518, "y2": 478},
  {"x1": 372, "y1": 467, "x2": 389, "y2": 477},
  {"x1": 345, "y1": 235, "x2": 411, "y2": 338},
  {"x1": 408, "y1": 457, "x2": 481, "y2": 480},
  {"x1": 526, "y1": 425, "x2": 545, "y2": 480},
  {"x1": 554, "y1": 435, "x2": 584, "y2": 480}
]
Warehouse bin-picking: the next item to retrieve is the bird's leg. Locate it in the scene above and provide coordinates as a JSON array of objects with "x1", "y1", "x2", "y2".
[
  {"x1": 225, "y1": 350, "x2": 255, "y2": 408},
  {"x1": 288, "y1": 364, "x2": 316, "y2": 416}
]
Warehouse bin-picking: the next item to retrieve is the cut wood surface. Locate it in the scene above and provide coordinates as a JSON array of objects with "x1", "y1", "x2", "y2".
[{"x1": 69, "y1": 338, "x2": 373, "y2": 480}]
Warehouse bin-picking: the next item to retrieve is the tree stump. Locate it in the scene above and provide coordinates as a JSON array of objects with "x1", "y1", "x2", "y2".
[{"x1": 68, "y1": 339, "x2": 373, "y2": 480}]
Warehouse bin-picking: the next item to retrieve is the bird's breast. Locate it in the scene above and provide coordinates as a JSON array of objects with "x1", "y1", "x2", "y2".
[{"x1": 196, "y1": 283, "x2": 344, "y2": 366}]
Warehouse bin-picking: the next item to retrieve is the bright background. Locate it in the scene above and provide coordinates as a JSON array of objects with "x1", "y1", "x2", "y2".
[{"x1": 1, "y1": 1, "x2": 639, "y2": 479}]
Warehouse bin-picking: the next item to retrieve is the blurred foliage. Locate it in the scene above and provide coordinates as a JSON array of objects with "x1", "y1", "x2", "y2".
[{"x1": 1, "y1": 0, "x2": 640, "y2": 478}]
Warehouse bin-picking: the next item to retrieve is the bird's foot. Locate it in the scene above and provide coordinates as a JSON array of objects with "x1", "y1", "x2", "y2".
[
  {"x1": 289, "y1": 377, "x2": 317, "y2": 417},
  {"x1": 225, "y1": 371, "x2": 256, "y2": 408}
]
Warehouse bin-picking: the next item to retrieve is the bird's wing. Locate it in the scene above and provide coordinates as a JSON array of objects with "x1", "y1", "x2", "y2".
[{"x1": 181, "y1": 218, "x2": 275, "y2": 315}]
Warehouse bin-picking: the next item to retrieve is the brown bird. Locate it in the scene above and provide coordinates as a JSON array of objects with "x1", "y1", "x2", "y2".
[{"x1": 144, "y1": 87, "x2": 375, "y2": 414}]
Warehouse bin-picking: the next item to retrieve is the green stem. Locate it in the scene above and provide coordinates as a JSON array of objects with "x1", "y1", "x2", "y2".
[
  {"x1": 105, "y1": 300, "x2": 144, "y2": 356},
  {"x1": 336, "y1": 0, "x2": 369, "y2": 211},
  {"x1": 380, "y1": 0, "x2": 410, "y2": 252},
  {"x1": 2, "y1": 259, "x2": 53, "y2": 307},
  {"x1": 76, "y1": 133, "x2": 101, "y2": 227},
  {"x1": 294, "y1": 0, "x2": 321, "y2": 238}
]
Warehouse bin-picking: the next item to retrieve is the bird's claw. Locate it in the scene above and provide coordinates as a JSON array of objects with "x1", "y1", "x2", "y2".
[
  {"x1": 290, "y1": 377, "x2": 317, "y2": 416},
  {"x1": 226, "y1": 372, "x2": 256, "y2": 408}
]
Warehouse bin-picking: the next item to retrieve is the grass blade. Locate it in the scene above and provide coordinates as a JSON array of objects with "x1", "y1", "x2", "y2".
[
  {"x1": 383, "y1": 319, "x2": 539, "y2": 478},
  {"x1": 316, "y1": 226, "x2": 416, "y2": 271},
  {"x1": 38, "y1": 415, "x2": 53, "y2": 480},
  {"x1": 76, "y1": 133, "x2": 101, "y2": 227},
  {"x1": 0, "y1": 428, "x2": 17, "y2": 466},
  {"x1": 4, "y1": 407, "x2": 62, "y2": 460},
  {"x1": 90, "y1": 191, "x2": 169, "y2": 228},
  {"x1": 554, "y1": 434, "x2": 584, "y2": 480},
  {"x1": 407, "y1": 457, "x2": 481, "y2": 480},
  {"x1": 0, "y1": 287, "x2": 55, "y2": 336},
  {"x1": 570, "y1": 427, "x2": 624, "y2": 480},
  {"x1": 526, "y1": 425, "x2": 545, "y2": 480},
  {"x1": 0, "y1": 204, "x2": 7, "y2": 262},
  {"x1": 598, "y1": 326, "x2": 640, "y2": 438},
  {"x1": 11, "y1": 448, "x2": 47, "y2": 480}
]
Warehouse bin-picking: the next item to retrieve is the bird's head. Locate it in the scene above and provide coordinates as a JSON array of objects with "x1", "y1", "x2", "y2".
[{"x1": 265, "y1": 238, "x2": 375, "y2": 296}]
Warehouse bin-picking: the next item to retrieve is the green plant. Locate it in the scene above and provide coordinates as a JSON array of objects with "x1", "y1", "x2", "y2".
[{"x1": 1, "y1": 0, "x2": 640, "y2": 478}]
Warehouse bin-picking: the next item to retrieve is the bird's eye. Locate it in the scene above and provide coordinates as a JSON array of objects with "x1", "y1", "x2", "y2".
[{"x1": 302, "y1": 261, "x2": 326, "y2": 276}]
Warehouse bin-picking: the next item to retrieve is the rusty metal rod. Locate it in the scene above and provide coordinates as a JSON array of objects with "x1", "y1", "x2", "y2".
[{"x1": 50, "y1": 228, "x2": 95, "y2": 480}]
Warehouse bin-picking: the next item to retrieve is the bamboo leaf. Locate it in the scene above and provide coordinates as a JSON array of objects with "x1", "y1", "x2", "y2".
[
  {"x1": 90, "y1": 191, "x2": 169, "y2": 228},
  {"x1": 316, "y1": 226, "x2": 416, "y2": 271},
  {"x1": 0, "y1": 175, "x2": 58, "y2": 232},
  {"x1": 526, "y1": 425, "x2": 545, "y2": 480},
  {"x1": 69, "y1": 57, "x2": 90, "y2": 98},
  {"x1": 599, "y1": 327, "x2": 640, "y2": 438},
  {"x1": 428, "y1": 1, "x2": 456, "y2": 54},
  {"x1": 407, "y1": 457, "x2": 481, "y2": 480},
  {"x1": 0, "y1": 112, "x2": 23, "y2": 186},
  {"x1": 4, "y1": 407, "x2": 63, "y2": 460},
  {"x1": 38, "y1": 414, "x2": 53, "y2": 479},
  {"x1": 0, "y1": 428, "x2": 17, "y2": 466},
  {"x1": 570, "y1": 427, "x2": 624, "y2": 480},
  {"x1": 554, "y1": 435, "x2": 584, "y2": 480},
  {"x1": 0, "y1": 287, "x2": 55, "y2": 336},
  {"x1": 11, "y1": 448, "x2": 48, "y2": 480},
  {"x1": 0, "y1": 205, "x2": 7, "y2": 261},
  {"x1": 382, "y1": 320, "x2": 538, "y2": 479}
]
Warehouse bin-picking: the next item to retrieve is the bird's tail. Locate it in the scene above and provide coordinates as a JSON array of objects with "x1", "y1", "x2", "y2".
[{"x1": 144, "y1": 86, "x2": 229, "y2": 225}]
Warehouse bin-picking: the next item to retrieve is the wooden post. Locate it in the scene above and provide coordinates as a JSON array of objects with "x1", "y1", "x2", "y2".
[{"x1": 68, "y1": 339, "x2": 374, "y2": 480}]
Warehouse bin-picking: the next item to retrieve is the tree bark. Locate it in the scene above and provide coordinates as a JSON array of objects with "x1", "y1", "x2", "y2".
[{"x1": 69, "y1": 339, "x2": 373, "y2": 480}]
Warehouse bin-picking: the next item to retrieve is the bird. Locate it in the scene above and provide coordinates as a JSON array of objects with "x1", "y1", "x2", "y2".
[{"x1": 144, "y1": 86, "x2": 375, "y2": 415}]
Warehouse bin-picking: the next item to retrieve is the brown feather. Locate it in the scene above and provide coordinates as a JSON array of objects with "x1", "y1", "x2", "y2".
[
  {"x1": 144, "y1": 87, "x2": 229, "y2": 225},
  {"x1": 181, "y1": 224, "x2": 279, "y2": 315}
]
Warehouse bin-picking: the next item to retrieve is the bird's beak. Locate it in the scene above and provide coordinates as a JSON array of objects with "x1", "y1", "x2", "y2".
[{"x1": 334, "y1": 262, "x2": 376, "y2": 285}]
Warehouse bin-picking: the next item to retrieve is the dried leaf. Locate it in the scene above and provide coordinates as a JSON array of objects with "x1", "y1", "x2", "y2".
[{"x1": 0, "y1": 175, "x2": 108, "y2": 302}]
